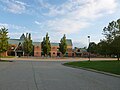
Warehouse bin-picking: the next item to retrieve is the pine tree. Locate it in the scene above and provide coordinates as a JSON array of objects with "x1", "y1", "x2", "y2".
[
  {"x1": 0, "y1": 27, "x2": 9, "y2": 59},
  {"x1": 59, "y1": 34, "x2": 67, "y2": 56},
  {"x1": 41, "y1": 33, "x2": 51, "y2": 56},
  {"x1": 23, "y1": 33, "x2": 33, "y2": 56}
]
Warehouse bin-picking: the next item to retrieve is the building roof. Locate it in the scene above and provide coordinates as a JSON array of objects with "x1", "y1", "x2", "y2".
[
  {"x1": 73, "y1": 47, "x2": 87, "y2": 53},
  {"x1": 20, "y1": 34, "x2": 25, "y2": 40},
  {"x1": 66, "y1": 39, "x2": 72, "y2": 46},
  {"x1": 8, "y1": 33, "x2": 72, "y2": 47},
  {"x1": 33, "y1": 42, "x2": 41, "y2": 46},
  {"x1": 8, "y1": 34, "x2": 26, "y2": 45},
  {"x1": 80, "y1": 48, "x2": 87, "y2": 52},
  {"x1": 8, "y1": 39, "x2": 24, "y2": 45},
  {"x1": 51, "y1": 43, "x2": 59, "y2": 46}
]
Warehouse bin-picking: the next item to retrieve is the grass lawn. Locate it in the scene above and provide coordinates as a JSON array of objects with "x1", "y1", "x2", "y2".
[
  {"x1": 0, "y1": 56, "x2": 15, "y2": 58},
  {"x1": 64, "y1": 60, "x2": 120, "y2": 75},
  {"x1": 0, "y1": 60, "x2": 13, "y2": 62}
]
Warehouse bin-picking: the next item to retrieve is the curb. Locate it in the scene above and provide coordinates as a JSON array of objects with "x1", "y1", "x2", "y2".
[{"x1": 63, "y1": 64, "x2": 120, "y2": 78}]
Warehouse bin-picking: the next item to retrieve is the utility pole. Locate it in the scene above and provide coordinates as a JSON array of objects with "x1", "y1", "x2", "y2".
[{"x1": 88, "y1": 36, "x2": 90, "y2": 61}]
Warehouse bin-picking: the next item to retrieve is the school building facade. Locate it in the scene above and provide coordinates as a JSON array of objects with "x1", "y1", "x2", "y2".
[{"x1": 6, "y1": 34, "x2": 73, "y2": 57}]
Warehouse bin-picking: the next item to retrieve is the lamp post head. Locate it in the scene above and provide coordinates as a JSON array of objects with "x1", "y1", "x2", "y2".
[{"x1": 88, "y1": 36, "x2": 90, "y2": 38}]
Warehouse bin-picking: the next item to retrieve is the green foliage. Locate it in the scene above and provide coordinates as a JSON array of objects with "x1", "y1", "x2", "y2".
[
  {"x1": 59, "y1": 34, "x2": 67, "y2": 56},
  {"x1": 103, "y1": 20, "x2": 119, "y2": 42},
  {"x1": 23, "y1": 33, "x2": 33, "y2": 56},
  {"x1": 41, "y1": 33, "x2": 51, "y2": 56},
  {"x1": 0, "y1": 27, "x2": 9, "y2": 55},
  {"x1": 87, "y1": 42, "x2": 97, "y2": 54},
  {"x1": 97, "y1": 40, "x2": 112, "y2": 56},
  {"x1": 111, "y1": 36, "x2": 120, "y2": 60},
  {"x1": 102, "y1": 19, "x2": 120, "y2": 60}
]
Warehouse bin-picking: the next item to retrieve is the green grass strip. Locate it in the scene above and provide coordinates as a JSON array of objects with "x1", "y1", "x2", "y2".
[{"x1": 64, "y1": 61, "x2": 120, "y2": 75}]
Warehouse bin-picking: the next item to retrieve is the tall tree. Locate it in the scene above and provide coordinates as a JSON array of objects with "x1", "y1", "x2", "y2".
[
  {"x1": 111, "y1": 36, "x2": 120, "y2": 60},
  {"x1": 59, "y1": 34, "x2": 67, "y2": 56},
  {"x1": 23, "y1": 33, "x2": 33, "y2": 56},
  {"x1": 102, "y1": 19, "x2": 120, "y2": 60},
  {"x1": 0, "y1": 27, "x2": 9, "y2": 59},
  {"x1": 96, "y1": 40, "x2": 111, "y2": 57},
  {"x1": 87, "y1": 42, "x2": 97, "y2": 54},
  {"x1": 103, "y1": 20, "x2": 119, "y2": 42},
  {"x1": 41, "y1": 33, "x2": 51, "y2": 56}
]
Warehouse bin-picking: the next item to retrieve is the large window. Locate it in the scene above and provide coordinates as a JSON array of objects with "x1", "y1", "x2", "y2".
[
  {"x1": 36, "y1": 46, "x2": 39, "y2": 48},
  {"x1": 67, "y1": 48, "x2": 72, "y2": 51},
  {"x1": 36, "y1": 52, "x2": 39, "y2": 54},
  {"x1": 52, "y1": 47, "x2": 55, "y2": 49}
]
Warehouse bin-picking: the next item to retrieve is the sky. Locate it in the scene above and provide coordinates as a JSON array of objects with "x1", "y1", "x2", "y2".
[{"x1": 0, "y1": 0, "x2": 120, "y2": 48}]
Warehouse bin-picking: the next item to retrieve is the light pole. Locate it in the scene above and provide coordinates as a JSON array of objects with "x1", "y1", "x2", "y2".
[{"x1": 88, "y1": 36, "x2": 90, "y2": 61}]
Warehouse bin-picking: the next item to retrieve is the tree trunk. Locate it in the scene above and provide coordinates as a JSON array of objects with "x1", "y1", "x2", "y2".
[
  {"x1": 27, "y1": 54, "x2": 29, "y2": 58},
  {"x1": 61, "y1": 54, "x2": 64, "y2": 58},
  {"x1": 117, "y1": 54, "x2": 119, "y2": 61}
]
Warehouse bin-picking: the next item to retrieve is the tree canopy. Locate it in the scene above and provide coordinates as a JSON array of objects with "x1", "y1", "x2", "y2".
[
  {"x1": 41, "y1": 33, "x2": 51, "y2": 56},
  {"x1": 59, "y1": 34, "x2": 67, "y2": 56},
  {"x1": 87, "y1": 19, "x2": 120, "y2": 60},
  {"x1": 99, "y1": 18, "x2": 120, "y2": 60},
  {"x1": 87, "y1": 42, "x2": 97, "y2": 54},
  {"x1": 23, "y1": 33, "x2": 33, "y2": 56},
  {"x1": 0, "y1": 27, "x2": 9, "y2": 58}
]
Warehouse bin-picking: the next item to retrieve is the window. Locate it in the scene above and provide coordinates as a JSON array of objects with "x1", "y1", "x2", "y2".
[
  {"x1": 52, "y1": 47, "x2": 55, "y2": 49},
  {"x1": 67, "y1": 48, "x2": 72, "y2": 51},
  {"x1": 36, "y1": 52, "x2": 38, "y2": 54},
  {"x1": 36, "y1": 46, "x2": 39, "y2": 48},
  {"x1": 77, "y1": 49, "x2": 80, "y2": 52}
]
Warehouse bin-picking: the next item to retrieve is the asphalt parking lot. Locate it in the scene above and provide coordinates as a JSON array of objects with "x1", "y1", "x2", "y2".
[{"x1": 0, "y1": 60, "x2": 120, "y2": 90}]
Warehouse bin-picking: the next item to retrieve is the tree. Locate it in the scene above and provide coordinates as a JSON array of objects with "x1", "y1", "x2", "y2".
[
  {"x1": 103, "y1": 20, "x2": 119, "y2": 42},
  {"x1": 41, "y1": 33, "x2": 51, "y2": 56},
  {"x1": 102, "y1": 19, "x2": 120, "y2": 60},
  {"x1": 96, "y1": 40, "x2": 111, "y2": 57},
  {"x1": 87, "y1": 42, "x2": 97, "y2": 54},
  {"x1": 0, "y1": 27, "x2": 9, "y2": 59},
  {"x1": 59, "y1": 34, "x2": 67, "y2": 56},
  {"x1": 23, "y1": 33, "x2": 33, "y2": 56},
  {"x1": 111, "y1": 36, "x2": 120, "y2": 60}
]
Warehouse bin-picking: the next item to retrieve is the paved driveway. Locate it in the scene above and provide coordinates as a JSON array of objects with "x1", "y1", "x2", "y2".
[{"x1": 0, "y1": 60, "x2": 120, "y2": 90}]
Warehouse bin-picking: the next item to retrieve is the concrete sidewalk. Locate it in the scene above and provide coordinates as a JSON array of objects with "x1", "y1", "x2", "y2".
[{"x1": 1, "y1": 57, "x2": 117, "y2": 61}]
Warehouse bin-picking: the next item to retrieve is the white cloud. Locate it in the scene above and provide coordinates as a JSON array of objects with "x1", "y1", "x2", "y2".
[
  {"x1": 45, "y1": 0, "x2": 117, "y2": 18},
  {"x1": 0, "y1": 22, "x2": 39, "y2": 40},
  {"x1": 1, "y1": 0, "x2": 28, "y2": 14},
  {"x1": 35, "y1": 0, "x2": 118, "y2": 35},
  {"x1": 0, "y1": 23, "x2": 9, "y2": 28},
  {"x1": 0, "y1": 22, "x2": 35, "y2": 35},
  {"x1": 41, "y1": 19, "x2": 89, "y2": 34},
  {"x1": 35, "y1": 21, "x2": 41, "y2": 25},
  {"x1": 0, "y1": 23, "x2": 26, "y2": 30}
]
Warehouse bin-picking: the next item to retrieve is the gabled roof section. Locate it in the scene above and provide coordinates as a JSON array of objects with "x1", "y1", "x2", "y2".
[
  {"x1": 51, "y1": 43, "x2": 59, "y2": 47},
  {"x1": 8, "y1": 39, "x2": 24, "y2": 45},
  {"x1": 80, "y1": 48, "x2": 87, "y2": 52},
  {"x1": 66, "y1": 39, "x2": 72, "y2": 46},
  {"x1": 33, "y1": 42, "x2": 41, "y2": 46},
  {"x1": 20, "y1": 33, "x2": 25, "y2": 40}
]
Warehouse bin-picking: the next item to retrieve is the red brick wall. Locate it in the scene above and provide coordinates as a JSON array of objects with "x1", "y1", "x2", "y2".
[
  {"x1": 51, "y1": 46, "x2": 58, "y2": 57},
  {"x1": 67, "y1": 46, "x2": 73, "y2": 57},
  {"x1": 34, "y1": 45, "x2": 41, "y2": 57},
  {"x1": 1, "y1": 51, "x2": 8, "y2": 57}
]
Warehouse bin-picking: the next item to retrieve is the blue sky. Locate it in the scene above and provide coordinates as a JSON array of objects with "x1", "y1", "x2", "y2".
[{"x1": 0, "y1": 0, "x2": 120, "y2": 47}]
